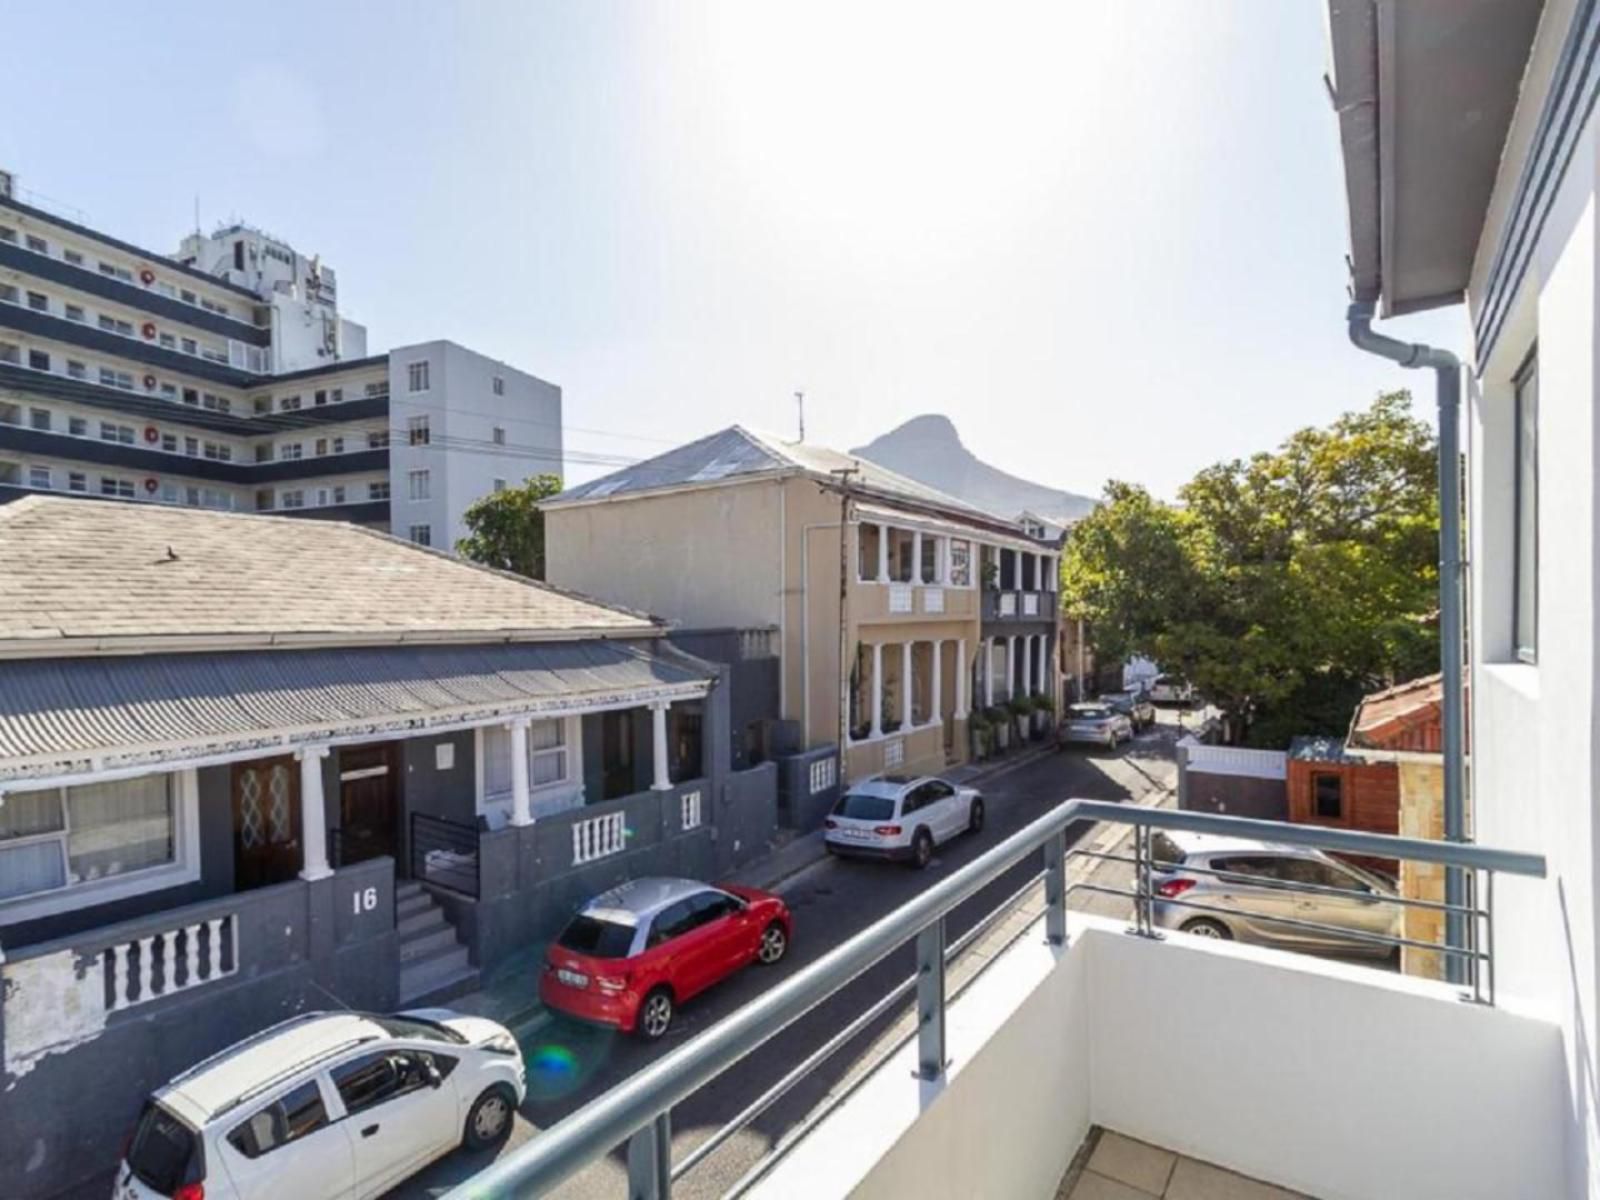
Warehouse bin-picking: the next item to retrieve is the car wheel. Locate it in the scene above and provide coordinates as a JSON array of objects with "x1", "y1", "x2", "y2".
[
  {"x1": 637, "y1": 987, "x2": 675, "y2": 1040},
  {"x1": 757, "y1": 921, "x2": 789, "y2": 965},
  {"x1": 1105, "y1": 730, "x2": 1116, "y2": 750},
  {"x1": 1180, "y1": 918, "x2": 1232, "y2": 941},
  {"x1": 462, "y1": 1085, "x2": 516, "y2": 1151},
  {"x1": 968, "y1": 797, "x2": 985, "y2": 834},
  {"x1": 909, "y1": 828, "x2": 934, "y2": 870}
]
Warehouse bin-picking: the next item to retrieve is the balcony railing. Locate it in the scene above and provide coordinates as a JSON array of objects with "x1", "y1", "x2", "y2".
[{"x1": 446, "y1": 801, "x2": 1544, "y2": 1199}]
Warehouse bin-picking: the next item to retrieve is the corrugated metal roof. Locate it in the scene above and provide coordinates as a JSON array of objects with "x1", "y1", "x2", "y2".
[{"x1": 0, "y1": 641, "x2": 711, "y2": 782}]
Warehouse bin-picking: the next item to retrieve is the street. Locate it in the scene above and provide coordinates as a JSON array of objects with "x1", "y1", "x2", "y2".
[{"x1": 391, "y1": 717, "x2": 1182, "y2": 1199}]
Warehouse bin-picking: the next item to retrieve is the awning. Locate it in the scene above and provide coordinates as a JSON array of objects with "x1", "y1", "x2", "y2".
[{"x1": 0, "y1": 641, "x2": 713, "y2": 784}]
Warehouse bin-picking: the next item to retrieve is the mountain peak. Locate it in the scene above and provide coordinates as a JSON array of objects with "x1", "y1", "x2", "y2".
[{"x1": 851, "y1": 416, "x2": 1095, "y2": 522}]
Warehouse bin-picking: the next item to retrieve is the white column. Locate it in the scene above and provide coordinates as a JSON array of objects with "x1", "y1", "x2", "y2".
[
  {"x1": 931, "y1": 639, "x2": 944, "y2": 727},
  {"x1": 877, "y1": 524, "x2": 889, "y2": 582},
  {"x1": 650, "y1": 701, "x2": 672, "y2": 790},
  {"x1": 509, "y1": 717, "x2": 533, "y2": 826},
  {"x1": 902, "y1": 641, "x2": 914, "y2": 726},
  {"x1": 1009, "y1": 635, "x2": 1021, "y2": 696},
  {"x1": 1034, "y1": 634, "x2": 1044, "y2": 692},
  {"x1": 871, "y1": 643, "x2": 885, "y2": 736},
  {"x1": 954, "y1": 638, "x2": 968, "y2": 718},
  {"x1": 912, "y1": 530, "x2": 923, "y2": 584},
  {"x1": 297, "y1": 745, "x2": 332, "y2": 881},
  {"x1": 984, "y1": 639, "x2": 995, "y2": 707},
  {"x1": 940, "y1": 537, "x2": 952, "y2": 585}
]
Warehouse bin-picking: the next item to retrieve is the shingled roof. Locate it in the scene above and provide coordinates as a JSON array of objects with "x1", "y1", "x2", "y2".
[{"x1": 0, "y1": 497, "x2": 662, "y2": 657}]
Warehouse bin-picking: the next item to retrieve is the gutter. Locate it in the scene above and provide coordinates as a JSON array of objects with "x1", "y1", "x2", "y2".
[{"x1": 1345, "y1": 299, "x2": 1470, "y2": 985}]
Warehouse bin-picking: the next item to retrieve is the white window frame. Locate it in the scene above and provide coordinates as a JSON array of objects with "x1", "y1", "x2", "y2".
[
  {"x1": 474, "y1": 718, "x2": 581, "y2": 819},
  {"x1": 408, "y1": 523, "x2": 432, "y2": 546},
  {"x1": 407, "y1": 361, "x2": 431, "y2": 393},
  {"x1": 408, "y1": 469, "x2": 431, "y2": 501},
  {"x1": 408, "y1": 415, "x2": 430, "y2": 445},
  {"x1": 0, "y1": 770, "x2": 201, "y2": 922}
]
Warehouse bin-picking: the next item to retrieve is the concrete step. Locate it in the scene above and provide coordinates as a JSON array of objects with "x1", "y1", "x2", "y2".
[
  {"x1": 399, "y1": 961, "x2": 481, "y2": 1009},
  {"x1": 397, "y1": 904, "x2": 448, "y2": 939},
  {"x1": 399, "y1": 923, "x2": 459, "y2": 962},
  {"x1": 399, "y1": 944, "x2": 474, "y2": 1006},
  {"x1": 396, "y1": 890, "x2": 434, "y2": 921},
  {"x1": 396, "y1": 880, "x2": 425, "y2": 902}
]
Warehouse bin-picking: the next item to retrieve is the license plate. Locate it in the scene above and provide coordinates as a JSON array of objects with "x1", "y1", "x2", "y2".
[
  {"x1": 558, "y1": 969, "x2": 589, "y2": 988},
  {"x1": 839, "y1": 827, "x2": 871, "y2": 840}
]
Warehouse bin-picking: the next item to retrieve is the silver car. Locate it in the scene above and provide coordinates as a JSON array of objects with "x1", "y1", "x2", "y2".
[
  {"x1": 1058, "y1": 703, "x2": 1134, "y2": 750},
  {"x1": 1150, "y1": 831, "x2": 1400, "y2": 958}
]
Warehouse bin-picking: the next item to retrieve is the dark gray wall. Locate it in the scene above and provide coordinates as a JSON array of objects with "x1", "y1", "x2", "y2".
[
  {"x1": 776, "y1": 744, "x2": 842, "y2": 832},
  {"x1": 2, "y1": 767, "x2": 236, "y2": 950},
  {"x1": 1179, "y1": 767, "x2": 1289, "y2": 820},
  {"x1": 716, "y1": 763, "x2": 781, "y2": 873},
  {"x1": 0, "y1": 859, "x2": 396, "y2": 1200},
  {"x1": 668, "y1": 630, "x2": 781, "y2": 770},
  {"x1": 397, "y1": 730, "x2": 476, "y2": 872}
]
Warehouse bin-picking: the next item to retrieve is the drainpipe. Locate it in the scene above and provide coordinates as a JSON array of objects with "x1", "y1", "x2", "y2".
[{"x1": 1346, "y1": 300, "x2": 1468, "y2": 985}]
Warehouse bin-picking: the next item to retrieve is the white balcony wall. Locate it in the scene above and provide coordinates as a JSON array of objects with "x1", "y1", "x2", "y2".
[{"x1": 756, "y1": 915, "x2": 1566, "y2": 1200}]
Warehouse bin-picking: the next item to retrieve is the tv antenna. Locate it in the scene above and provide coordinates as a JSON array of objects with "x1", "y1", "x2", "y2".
[{"x1": 795, "y1": 391, "x2": 805, "y2": 442}]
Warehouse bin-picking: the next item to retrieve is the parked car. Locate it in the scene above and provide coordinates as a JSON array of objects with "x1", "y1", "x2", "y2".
[
  {"x1": 540, "y1": 877, "x2": 791, "y2": 1041},
  {"x1": 1150, "y1": 830, "x2": 1401, "y2": 957},
  {"x1": 1058, "y1": 703, "x2": 1134, "y2": 750},
  {"x1": 1147, "y1": 674, "x2": 1198, "y2": 705},
  {"x1": 112, "y1": 1009, "x2": 525, "y2": 1200},
  {"x1": 1098, "y1": 690, "x2": 1156, "y2": 732},
  {"x1": 823, "y1": 774, "x2": 985, "y2": 868}
]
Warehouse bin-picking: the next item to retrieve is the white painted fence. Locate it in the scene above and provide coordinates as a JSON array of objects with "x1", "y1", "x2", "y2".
[
  {"x1": 809, "y1": 756, "x2": 838, "y2": 795},
  {"x1": 104, "y1": 913, "x2": 237, "y2": 1013},
  {"x1": 680, "y1": 790, "x2": 703, "y2": 831},
  {"x1": 572, "y1": 811, "x2": 628, "y2": 865}
]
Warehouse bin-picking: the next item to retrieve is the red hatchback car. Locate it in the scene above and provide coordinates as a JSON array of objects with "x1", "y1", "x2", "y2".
[{"x1": 540, "y1": 877, "x2": 792, "y2": 1039}]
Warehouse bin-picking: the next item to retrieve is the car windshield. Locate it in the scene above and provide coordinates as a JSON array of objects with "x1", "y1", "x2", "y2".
[
  {"x1": 126, "y1": 1101, "x2": 198, "y2": 1195},
  {"x1": 1071, "y1": 706, "x2": 1111, "y2": 720},
  {"x1": 558, "y1": 914, "x2": 637, "y2": 959},
  {"x1": 835, "y1": 793, "x2": 898, "y2": 821},
  {"x1": 367, "y1": 1013, "x2": 467, "y2": 1044}
]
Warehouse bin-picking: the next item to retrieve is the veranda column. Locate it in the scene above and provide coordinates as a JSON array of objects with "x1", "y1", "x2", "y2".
[
  {"x1": 1008, "y1": 634, "x2": 1020, "y2": 698},
  {"x1": 509, "y1": 717, "x2": 533, "y2": 826},
  {"x1": 871, "y1": 643, "x2": 885, "y2": 736},
  {"x1": 955, "y1": 638, "x2": 969, "y2": 718},
  {"x1": 912, "y1": 530, "x2": 923, "y2": 584},
  {"x1": 878, "y1": 524, "x2": 890, "y2": 582},
  {"x1": 902, "y1": 641, "x2": 914, "y2": 726},
  {"x1": 650, "y1": 701, "x2": 672, "y2": 790},
  {"x1": 297, "y1": 745, "x2": 332, "y2": 881},
  {"x1": 984, "y1": 639, "x2": 996, "y2": 707},
  {"x1": 930, "y1": 639, "x2": 944, "y2": 727},
  {"x1": 1030, "y1": 634, "x2": 1042, "y2": 693}
]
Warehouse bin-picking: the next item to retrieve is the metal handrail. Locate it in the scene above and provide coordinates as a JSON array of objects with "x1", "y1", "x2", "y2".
[
  {"x1": 443, "y1": 799, "x2": 1545, "y2": 1200},
  {"x1": 410, "y1": 811, "x2": 480, "y2": 900}
]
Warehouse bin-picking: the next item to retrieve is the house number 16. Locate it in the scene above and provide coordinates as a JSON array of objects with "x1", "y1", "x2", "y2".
[{"x1": 353, "y1": 886, "x2": 378, "y2": 914}]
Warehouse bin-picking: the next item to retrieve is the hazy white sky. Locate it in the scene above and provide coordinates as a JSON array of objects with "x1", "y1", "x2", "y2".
[{"x1": 2, "y1": 2, "x2": 1466, "y2": 499}]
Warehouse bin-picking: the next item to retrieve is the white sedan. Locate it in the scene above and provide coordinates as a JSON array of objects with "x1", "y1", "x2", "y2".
[{"x1": 824, "y1": 774, "x2": 985, "y2": 869}]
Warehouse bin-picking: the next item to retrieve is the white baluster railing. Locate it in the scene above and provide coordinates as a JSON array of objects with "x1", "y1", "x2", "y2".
[
  {"x1": 681, "y1": 791, "x2": 704, "y2": 831},
  {"x1": 103, "y1": 913, "x2": 238, "y2": 1013},
  {"x1": 572, "y1": 811, "x2": 627, "y2": 866}
]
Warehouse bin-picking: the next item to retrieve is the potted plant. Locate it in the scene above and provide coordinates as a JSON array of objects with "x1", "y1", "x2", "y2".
[
  {"x1": 1008, "y1": 695, "x2": 1034, "y2": 741},
  {"x1": 981, "y1": 559, "x2": 1000, "y2": 591},
  {"x1": 987, "y1": 705, "x2": 1012, "y2": 751},
  {"x1": 1031, "y1": 692, "x2": 1056, "y2": 736},
  {"x1": 969, "y1": 712, "x2": 992, "y2": 760}
]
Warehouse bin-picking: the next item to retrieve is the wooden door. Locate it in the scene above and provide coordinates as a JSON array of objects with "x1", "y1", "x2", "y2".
[
  {"x1": 232, "y1": 757, "x2": 301, "y2": 890},
  {"x1": 338, "y1": 742, "x2": 401, "y2": 866}
]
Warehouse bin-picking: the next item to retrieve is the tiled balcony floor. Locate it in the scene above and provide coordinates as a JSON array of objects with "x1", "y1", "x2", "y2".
[{"x1": 1059, "y1": 1130, "x2": 1315, "y2": 1200}]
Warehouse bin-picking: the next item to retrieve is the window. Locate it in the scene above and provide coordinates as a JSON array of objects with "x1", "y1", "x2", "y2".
[
  {"x1": 67, "y1": 360, "x2": 87, "y2": 380},
  {"x1": 493, "y1": 478, "x2": 506, "y2": 493},
  {"x1": 226, "y1": 1080, "x2": 328, "y2": 1160},
  {"x1": 330, "y1": 387, "x2": 343, "y2": 403},
  {"x1": 1311, "y1": 772, "x2": 1343, "y2": 821},
  {"x1": 100, "y1": 368, "x2": 134, "y2": 391},
  {"x1": 492, "y1": 426, "x2": 506, "y2": 445},
  {"x1": 408, "y1": 469, "x2": 431, "y2": 501},
  {"x1": 559, "y1": 914, "x2": 636, "y2": 958},
  {"x1": 203, "y1": 441, "x2": 230, "y2": 462},
  {"x1": 0, "y1": 775, "x2": 175, "y2": 902},
  {"x1": 98, "y1": 314, "x2": 133, "y2": 336},
  {"x1": 180, "y1": 337, "x2": 197, "y2": 356},
  {"x1": 26, "y1": 291, "x2": 47, "y2": 312},
  {"x1": 27, "y1": 350, "x2": 49, "y2": 372},
  {"x1": 158, "y1": 333, "x2": 175, "y2": 350},
  {"x1": 648, "y1": 900, "x2": 697, "y2": 947},
  {"x1": 314, "y1": 438, "x2": 328, "y2": 457},
  {"x1": 65, "y1": 304, "x2": 84, "y2": 322},
  {"x1": 68, "y1": 472, "x2": 86, "y2": 493},
  {"x1": 63, "y1": 249, "x2": 83, "y2": 266},
  {"x1": 948, "y1": 539, "x2": 972, "y2": 587},
  {"x1": 182, "y1": 388, "x2": 199, "y2": 406},
  {"x1": 0, "y1": 341, "x2": 16, "y2": 364},
  {"x1": 99, "y1": 261, "x2": 133, "y2": 283},
  {"x1": 29, "y1": 407, "x2": 51, "y2": 431},
  {"x1": 331, "y1": 485, "x2": 346, "y2": 504},
  {"x1": 0, "y1": 284, "x2": 14, "y2": 304},
  {"x1": 368, "y1": 430, "x2": 390, "y2": 450},
  {"x1": 314, "y1": 390, "x2": 327, "y2": 406},
  {"x1": 409, "y1": 524, "x2": 432, "y2": 547},
  {"x1": 180, "y1": 289, "x2": 196, "y2": 305},
  {"x1": 280, "y1": 490, "x2": 305, "y2": 509},
  {"x1": 408, "y1": 415, "x2": 430, "y2": 445},
  {"x1": 25, "y1": 234, "x2": 47, "y2": 254},
  {"x1": 482, "y1": 720, "x2": 569, "y2": 807},
  {"x1": 331, "y1": 436, "x2": 344, "y2": 455},
  {"x1": 493, "y1": 375, "x2": 505, "y2": 396},
  {"x1": 28, "y1": 466, "x2": 51, "y2": 489},
  {"x1": 331, "y1": 1051, "x2": 433, "y2": 1117},
  {"x1": 69, "y1": 417, "x2": 88, "y2": 436},
  {"x1": 280, "y1": 443, "x2": 303, "y2": 461},
  {"x1": 407, "y1": 361, "x2": 430, "y2": 392},
  {"x1": 161, "y1": 434, "x2": 178, "y2": 453},
  {"x1": 280, "y1": 394, "x2": 302, "y2": 412},
  {"x1": 1514, "y1": 353, "x2": 1538, "y2": 662},
  {"x1": 0, "y1": 226, "x2": 14, "y2": 243},
  {"x1": 369, "y1": 481, "x2": 391, "y2": 501},
  {"x1": 183, "y1": 437, "x2": 198, "y2": 457},
  {"x1": 101, "y1": 421, "x2": 135, "y2": 444}
]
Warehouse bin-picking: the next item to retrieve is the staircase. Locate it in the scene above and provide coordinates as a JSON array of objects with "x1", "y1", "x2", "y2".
[{"x1": 396, "y1": 881, "x2": 478, "y2": 1006}]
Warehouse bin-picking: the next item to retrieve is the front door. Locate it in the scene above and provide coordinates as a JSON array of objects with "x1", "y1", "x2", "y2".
[
  {"x1": 233, "y1": 757, "x2": 302, "y2": 890},
  {"x1": 338, "y1": 743, "x2": 401, "y2": 867},
  {"x1": 602, "y1": 710, "x2": 635, "y2": 799}
]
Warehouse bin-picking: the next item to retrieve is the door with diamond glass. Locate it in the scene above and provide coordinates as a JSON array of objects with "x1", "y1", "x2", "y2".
[{"x1": 232, "y1": 757, "x2": 302, "y2": 889}]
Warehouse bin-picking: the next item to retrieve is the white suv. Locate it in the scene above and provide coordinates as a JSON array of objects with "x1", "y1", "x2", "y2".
[
  {"x1": 824, "y1": 774, "x2": 985, "y2": 869},
  {"x1": 112, "y1": 1009, "x2": 526, "y2": 1200}
]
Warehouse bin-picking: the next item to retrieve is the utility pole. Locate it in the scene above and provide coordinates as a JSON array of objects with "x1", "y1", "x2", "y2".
[
  {"x1": 830, "y1": 466, "x2": 859, "y2": 786},
  {"x1": 795, "y1": 391, "x2": 806, "y2": 442}
]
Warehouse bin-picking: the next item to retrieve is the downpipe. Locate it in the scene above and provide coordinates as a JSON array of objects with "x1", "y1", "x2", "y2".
[{"x1": 1346, "y1": 300, "x2": 1469, "y2": 986}]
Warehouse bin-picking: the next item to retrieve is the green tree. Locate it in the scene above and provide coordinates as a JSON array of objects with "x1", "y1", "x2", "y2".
[
  {"x1": 1060, "y1": 392, "x2": 1439, "y2": 745},
  {"x1": 455, "y1": 474, "x2": 564, "y2": 580}
]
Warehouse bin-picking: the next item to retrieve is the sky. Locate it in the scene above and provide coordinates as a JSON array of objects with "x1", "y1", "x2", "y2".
[{"x1": 2, "y1": 1, "x2": 1468, "y2": 500}]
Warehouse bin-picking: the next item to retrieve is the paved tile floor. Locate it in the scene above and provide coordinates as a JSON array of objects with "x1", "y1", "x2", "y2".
[{"x1": 1059, "y1": 1130, "x2": 1315, "y2": 1200}]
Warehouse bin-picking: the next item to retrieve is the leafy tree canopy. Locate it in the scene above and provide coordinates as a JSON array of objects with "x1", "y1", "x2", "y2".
[
  {"x1": 455, "y1": 474, "x2": 564, "y2": 580},
  {"x1": 1060, "y1": 392, "x2": 1438, "y2": 745}
]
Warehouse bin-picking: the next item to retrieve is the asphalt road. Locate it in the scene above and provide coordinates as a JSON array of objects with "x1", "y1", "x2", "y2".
[{"x1": 393, "y1": 718, "x2": 1182, "y2": 1200}]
